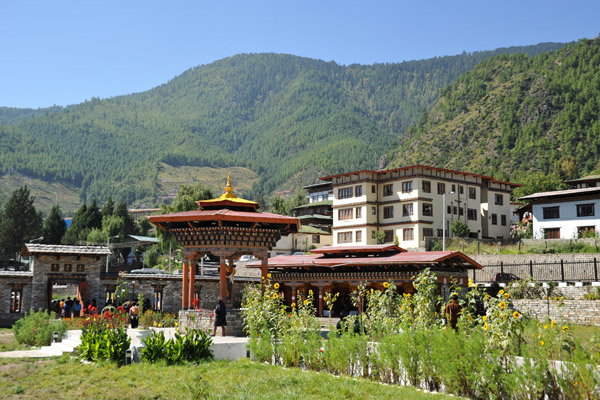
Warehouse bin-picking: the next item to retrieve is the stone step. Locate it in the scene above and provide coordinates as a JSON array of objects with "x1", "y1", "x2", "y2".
[{"x1": 39, "y1": 346, "x2": 65, "y2": 356}]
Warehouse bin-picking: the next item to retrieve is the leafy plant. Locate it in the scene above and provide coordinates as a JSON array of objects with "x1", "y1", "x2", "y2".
[{"x1": 12, "y1": 310, "x2": 66, "y2": 347}]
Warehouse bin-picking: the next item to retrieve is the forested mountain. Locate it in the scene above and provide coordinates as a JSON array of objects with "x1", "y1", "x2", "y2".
[
  {"x1": 389, "y1": 37, "x2": 600, "y2": 183},
  {"x1": 0, "y1": 106, "x2": 63, "y2": 125},
  {"x1": 0, "y1": 42, "x2": 564, "y2": 209}
]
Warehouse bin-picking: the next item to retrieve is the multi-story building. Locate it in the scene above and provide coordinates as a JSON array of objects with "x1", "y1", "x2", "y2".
[{"x1": 322, "y1": 165, "x2": 519, "y2": 248}]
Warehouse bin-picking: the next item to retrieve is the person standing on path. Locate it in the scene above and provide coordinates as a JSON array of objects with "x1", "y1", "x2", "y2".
[{"x1": 212, "y1": 296, "x2": 227, "y2": 336}]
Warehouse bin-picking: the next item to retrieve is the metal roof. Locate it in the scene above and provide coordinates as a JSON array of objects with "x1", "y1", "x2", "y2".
[
  {"x1": 519, "y1": 186, "x2": 600, "y2": 201},
  {"x1": 22, "y1": 244, "x2": 111, "y2": 256}
]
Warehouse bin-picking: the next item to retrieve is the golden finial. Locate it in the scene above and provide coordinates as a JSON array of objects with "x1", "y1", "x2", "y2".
[{"x1": 220, "y1": 172, "x2": 237, "y2": 199}]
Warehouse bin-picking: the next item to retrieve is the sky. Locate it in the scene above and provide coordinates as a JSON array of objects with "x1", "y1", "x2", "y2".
[{"x1": 1, "y1": 1, "x2": 598, "y2": 108}]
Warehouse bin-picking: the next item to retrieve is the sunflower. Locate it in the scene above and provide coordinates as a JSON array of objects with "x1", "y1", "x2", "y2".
[
  {"x1": 562, "y1": 326, "x2": 570, "y2": 332},
  {"x1": 274, "y1": 283, "x2": 280, "y2": 289},
  {"x1": 308, "y1": 289, "x2": 314, "y2": 296},
  {"x1": 291, "y1": 303, "x2": 296, "y2": 308},
  {"x1": 483, "y1": 323, "x2": 489, "y2": 331},
  {"x1": 482, "y1": 315, "x2": 487, "y2": 321},
  {"x1": 504, "y1": 293, "x2": 510, "y2": 299},
  {"x1": 498, "y1": 301, "x2": 507, "y2": 309},
  {"x1": 484, "y1": 294, "x2": 490, "y2": 300},
  {"x1": 303, "y1": 299, "x2": 309, "y2": 305},
  {"x1": 383, "y1": 282, "x2": 390, "y2": 289},
  {"x1": 498, "y1": 289, "x2": 504, "y2": 295},
  {"x1": 513, "y1": 311, "x2": 521, "y2": 319},
  {"x1": 267, "y1": 273, "x2": 272, "y2": 278},
  {"x1": 539, "y1": 340, "x2": 545, "y2": 346},
  {"x1": 273, "y1": 293, "x2": 278, "y2": 299}
]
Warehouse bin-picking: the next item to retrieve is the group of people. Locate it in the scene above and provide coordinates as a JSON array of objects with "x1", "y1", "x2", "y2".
[{"x1": 51, "y1": 297, "x2": 97, "y2": 318}]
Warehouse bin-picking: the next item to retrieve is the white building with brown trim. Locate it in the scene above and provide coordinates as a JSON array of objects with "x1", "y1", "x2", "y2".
[{"x1": 322, "y1": 165, "x2": 519, "y2": 248}]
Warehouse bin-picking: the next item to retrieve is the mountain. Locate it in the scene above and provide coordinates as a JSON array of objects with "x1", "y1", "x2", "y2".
[
  {"x1": 388, "y1": 37, "x2": 600, "y2": 182},
  {"x1": 0, "y1": 43, "x2": 565, "y2": 211}
]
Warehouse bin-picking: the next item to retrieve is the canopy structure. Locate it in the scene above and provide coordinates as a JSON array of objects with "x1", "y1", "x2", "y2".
[{"x1": 149, "y1": 173, "x2": 299, "y2": 308}]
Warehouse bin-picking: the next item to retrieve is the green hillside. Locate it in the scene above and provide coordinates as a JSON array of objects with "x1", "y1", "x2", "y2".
[{"x1": 0, "y1": 43, "x2": 564, "y2": 210}]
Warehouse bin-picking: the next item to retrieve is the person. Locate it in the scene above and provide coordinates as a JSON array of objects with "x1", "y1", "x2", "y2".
[
  {"x1": 129, "y1": 302, "x2": 139, "y2": 328},
  {"x1": 212, "y1": 296, "x2": 227, "y2": 336},
  {"x1": 73, "y1": 299, "x2": 82, "y2": 318},
  {"x1": 443, "y1": 294, "x2": 462, "y2": 331},
  {"x1": 62, "y1": 299, "x2": 71, "y2": 319}
]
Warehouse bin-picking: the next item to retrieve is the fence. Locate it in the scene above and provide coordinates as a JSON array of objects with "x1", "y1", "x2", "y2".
[{"x1": 470, "y1": 258, "x2": 600, "y2": 283}]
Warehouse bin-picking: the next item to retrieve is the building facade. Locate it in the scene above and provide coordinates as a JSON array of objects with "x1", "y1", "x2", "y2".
[{"x1": 323, "y1": 165, "x2": 518, "y2": 248}]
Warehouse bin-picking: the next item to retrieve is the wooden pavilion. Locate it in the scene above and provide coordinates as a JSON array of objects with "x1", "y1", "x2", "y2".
[
  {"x1": 248, "y1": 244, "x2": 482, "y2": 316},
  {"x1": 148, "y1": 174, "x2": 299, "y2": 309}
]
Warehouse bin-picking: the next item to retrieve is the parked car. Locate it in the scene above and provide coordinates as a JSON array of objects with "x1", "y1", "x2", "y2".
[
  {"x1": 491, "y1": 273, "x2": 520, "y2": 283},
  {"x1": 238, "y1": 255, "x2": 258, "y2": 262},
  {"x1": 292, "y1": 252, "x2": 306, "y2": 256}
]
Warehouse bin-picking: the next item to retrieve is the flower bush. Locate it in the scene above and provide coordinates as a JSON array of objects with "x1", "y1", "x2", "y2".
[
  {"x1": 12, "y1": 310, "x2": 66, "y2": 347},
  {"x1": 77, "y1": 307, "x2": 131, "y2": 365}
]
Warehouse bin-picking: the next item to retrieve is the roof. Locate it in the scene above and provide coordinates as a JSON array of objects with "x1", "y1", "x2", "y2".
[
  {"x1": 310, "y1": 244, "x2": 406, "y2": 254},
  {"x1": 293, "y1": 200, "x2": 333, "y2": 209},
  {"x1": 22, "y1": 244, "x2": 111, "y2": 257},
  {"x1": 196, "y1": 173, "x2": 259, "y2": 210},
  {"x1": 302, "y1": 182, "x2": 333, "y2": 190},
  {"x1": 519, "y1": 186, "x2": 600, "y2": 201},
  {"x1": 149, "y1": 208, "x2": 299, "y2": 228},
  {"x1": 298, "y1": 225, "x2": 330, "y2": 235},
  {"x1": 127, "y1": 235, "x2": 160, "y2": 243},
  {"x1": 564, "y1": 175, "x2": 600, "y2": 184},
  {"x1": 297, "y1": 214, "x2": 332, "y2": 221}
]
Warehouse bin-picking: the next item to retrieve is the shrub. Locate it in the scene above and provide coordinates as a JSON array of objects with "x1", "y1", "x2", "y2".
[
  {"x1": 141, "y1": 328, "x2": 213, "y2": 364},
  {"x1": 12, "y1": 310, "x2": 66, "y2": 347},
  {"x1": 77, "y1": 324, "x2": 131, "y2": 365}
]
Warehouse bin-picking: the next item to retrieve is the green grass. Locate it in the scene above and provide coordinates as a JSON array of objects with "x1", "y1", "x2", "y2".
[
  {"x1": 440, "y1": 238, "x2": 600, "y2": 255},
  {"x1": 0, "y1": 328, "x2": 32, "y2": 352},
  {"x1": 0, "y1": 356, "x2": 453, "y2": 400}
]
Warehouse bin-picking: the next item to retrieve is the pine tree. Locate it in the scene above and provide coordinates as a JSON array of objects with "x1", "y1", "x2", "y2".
[
  {"x1": 43, "y1": 205, "x2": 67, "y2": 244},
  {"x1": 0, "y1": 186, "x2": 43, "y2": 259}
]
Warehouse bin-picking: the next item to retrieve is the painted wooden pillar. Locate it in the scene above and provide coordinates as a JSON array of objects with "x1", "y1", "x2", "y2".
[
  {"x1": 182, "y1": 261, "x2": 189, "y2": 309},
  {"x1": 189, "y1": 258, "x2": 196, "y2": 308},
  {"x1": 219, "y1": 256, "x2": 228, "y2": 303},
  {"x1": 318, "y1": 286, "x2": 324, "y2": 317},
  {"x1": 291, "y1": 287, "x2": 297, "y2": 305},
  {"x1": 226, "y1": 257, "x2": 234, "y2": 307},
  {"x1": 260, "y1": 256, "x2": 269, "y2": 292}
]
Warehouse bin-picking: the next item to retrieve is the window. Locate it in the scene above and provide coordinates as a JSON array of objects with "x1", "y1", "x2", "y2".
[
  {"x1": 459, "y1": 185, "x2": 464, "y2": 194},
  {"x1": 355, "y1": 185, "x2": 362, "y2": 197},
  {"x1": 467, "y1": 208, "x2": 478, "y2": 221},
  {"x1": 64, "y1": 264, "x2": 72, "y2": 272},
  {"x1": 355, "y1": 207, "x2": 362, "y2": 218},
  {"x1": 437, "y1": 182, "x2": 445, "y2": 195},
  {"x1": 451, "y1": 184, "x2": 456, "y2": 193},
  {"x1": 501, "y1": 215, "x2": 507, "y2": 226},
  {"x1": 403, "y1": 228, "x2": 414, "y2": 241},
  {"x1": 469, "y1": 187, "x2": 476, "y2": 199},
  {"x1": 383, "y1": 184, "x2": 394, "y2": 196},
  {"x1": 491, "y1": 214, "x2": 497, "y2": 225},
  {"x1": 423, "y1": 228, "x2": 433, "y2": 237},
  {"x1": 10, "y1": 287, "x2": 22, "y2": 313},
  {"x1": 383, "y1": 206, "x2": 394, "y2": 219},
  {"x1": 338, "y1": 208, "x2": 353, "y2": 220},
  {"x1": 402, "y1": 203, "x2": 413, "y2": 216},
  {"x1": 494, "y1": 194, "x2": 504, "y2": 205},
  {"x1": 77, "y1": 264, "x2": 85, "y2": 272},
  {"x1": 453, "y1": 206, "x2": 458, "y2": 215},
  {"x1": 51, "y1": 264, "x2": 59, "y2": 272},
  {"x1": 447, "y1": 206, "x2": 452, "y2": 215},
  {"x1": 459, "y1": 207, "x2": 464, "y2": 216},
  {"x1": 338, "y1": 187, "x2": 353, "y2": 199},
  {"x1": 105, "y1": 287, "x2": 116, "y2": 305},
  {"x1": 371, "y1": 231, "x2": 376, "y2": 239},
  {"x1": 384, "y1": 230, "x2": 394, "y2": 242},
  {"x1": 338, "y1": 231, "x2": 353, "y2": 243},
  {"x1": 401, "y1": 181, "x2": 412, "y2": 193},
  {"x1": 312, "y1": 235, "x2": 320, "y2": 244},
  {"x1": 577, "y1": 204, "x2": 595, "y2": 217},
  {"x1": 371, "y1": 207, "x2": 377, "y2": 215},
  {"x1": 153, "y1": 287, "x2": 163, "y2": 311},
  {"x1": 371, "y1": 185, "x2": 376, "y2": 193},
  {"x1": 544, "y1": 228, "x2": 560, "y2": 239},
  {"x1": 355, "y1": 231, "x2": 362, "y2": 242},
  {"x1": 422, "y1": 180, "x2": 431, "y2": 193},
  {"x1": 578, "y1": 226, "x2": 596, "y2": 238},
  {"x1": 437, "y1": 229, "x2": 443, "y2": 238},
  {"x1": 543, "y1": 207, "x2": 560, "y2": 219},
  {"x1": 423, "y1": 203, "x2": 433, "y2": 217}
]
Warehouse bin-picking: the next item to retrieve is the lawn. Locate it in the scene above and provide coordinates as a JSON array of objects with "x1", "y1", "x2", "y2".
[
  {"x1": 0, "y1": 356, "x2": 455, "y2": 400},
  {"x1": 0, "y1": 328, "x2": 32, "y2": 352}
]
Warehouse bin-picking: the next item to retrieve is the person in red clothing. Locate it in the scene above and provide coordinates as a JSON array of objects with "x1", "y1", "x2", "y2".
[{"x1": 443, "y1": 294, "x2": 462, "y2": 331}]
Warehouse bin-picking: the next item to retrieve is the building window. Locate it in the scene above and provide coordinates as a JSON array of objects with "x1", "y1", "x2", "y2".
[
  {"x1": 355, "y1": 231, "x2": 362, "y2": 242},
  {"x1": 64, "y1": 264, "x2": 72, "y2": 272},
  {"x1": 451, "y1": 184, "x2": 456, "y2": 193},
  {"x1": 77, "y1": 264, "x2": 85, "y2": 272},
  {"x1": 437, "y1": 182, "x2": 445, "y2": 195},
  {"x1": 402, "y1": 203, "x2": 413, "y2": 216},
  {"x1": 383, "y1": 206, "x2": 394, "y2": 219},
  {"x1": 491, "y1": 214, "x2": 497, "y2": 225},
  {"x1": 51, "y1": 264, "x2": 59, "y2": 272},
  {"x1": 338, "y1": 231, "x2": 353, "y2": 243},
  {"x1": 383, "y1": 184, "x2": 394, "y2": 196},
  {"x1": 423, "y1": 203, "x2": 433, "y2": 217},
  {"x1": 105, "y1": 286, "x2": 116, "y2": 305},
  {"x1": 501, "y1": 215, "x2": 507, "y2": 226},
  {"x1": 338, "y1": 187, "x2": 353, "y2": 199},
  {"x1": 10, "y1": 287, "x2": 23, "y2": 313},
  {"x1": 543, "y1": 207, "x2": 560, "y2": 219},
  {"x1": 578, "y1": 226, "x2": 596, "y2": 238},
  {"x1": 371, "y1": 207, "x2": 377, "y2": 215},
  {"x1": 312, "y1": 235, "x2": 320, "y2": 244},
  {"x1": 467, "y1": 208, "x2": 477, "y2": 221},
  {"x1": 494, "y1": 194, "x2": 504, "y2": 205},
  {"x1": 401, "y1": 181, "x2": 412, "y2": 193},
  {"x1": 153, "y1": 287, "x2": 163, "y2": 311},
  {"x1": 544, "y1": 228, "x2": 560, "y2": 239},
  {"x1": 422, "y1": 180, "x2": 431, "y2": 193},
  {"x1": 459, "y1": 185, "x2": 464, "y2": 194},
  {"x1": 403, "y1": 228, "x2": 414, "y2": 241},
  {"x1": 453, "y1": 206, "x2": 458, "y2": 215},
  {"x1": 423, "y1": 228, "x2": 433, "y2": 237},
  {"x1": 355, "y1": 185, "x2": 362, "y2": 197},
  {"x1": 355, "y1": 207, "x2": 362, "y2": 218},
  {"x1": 469, "y1": 187, "x2": 476, "y2": 199},
  {"x1": 384, "y1": 230, "x2": 394, "y2": 242},
  {"x1": 577, "y1": 204, "x2": 595, "y2": 217},
  {"x1": 338, "y1": 208, "x2": 353, "y2": 220},
  {"x1": 371, "y1": 231, "x2": 376, "y2": 239},
  {"x1": 459, "y1": 207, "x2": 464, "y2": 216},
  {"x1": 371, "y1": 185, "x2": 376, "y2": 193},
  {"x1": 447, "y1": 205, "x2": 452, "y2": 215},
  {"x1": 437, "y1": 229, "x2": 443, "y2": 238}
]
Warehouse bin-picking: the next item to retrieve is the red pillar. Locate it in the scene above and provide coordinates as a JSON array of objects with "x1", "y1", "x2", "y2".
[
  {"x1": 219, "y1": 256, "x2": 228, "y2": 303},
  {"x1": 291, "y1": 287, "x2": 297, "y2": 305},
  {"x1": 189, "y1": 258, "x2": 196, "y2": 308},
  {"x1": 260, "y1": 257, "x2": 268, "y2": 292},
  {"x1": 182, "y1": 261, "x2": 189, "y2": 309}
]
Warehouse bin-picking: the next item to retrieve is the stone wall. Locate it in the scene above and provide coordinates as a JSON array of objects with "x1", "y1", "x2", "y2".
[
  {"x1": 0, "y1": 272, "x2": 33, "y2": 327},
  {"x1": 513, "y1": 299, "x2": 600, "y2": 326},
  {"x1": 471, "y1": 253, "x2": 600, "y2": 265},
  {"x1": 178, "y1": 309, "x2": 246, "y2": 336}
]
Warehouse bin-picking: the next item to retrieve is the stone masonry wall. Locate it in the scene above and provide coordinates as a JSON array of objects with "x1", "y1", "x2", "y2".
[
  {"x1": 0, "y1": 272, "x2": 33, "y2": 327},
  {"x1": 178, "y1": 309, "x2": 245, "y2": 336},
  {"x1": 513, "y1": 299, "x2": 600, "y2": 326}
]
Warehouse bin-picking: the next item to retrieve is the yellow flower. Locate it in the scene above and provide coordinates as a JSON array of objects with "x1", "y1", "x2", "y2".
[
  {"x1": 308, "y1": 289, "x2": 313, "y2": 296},
  {"x1": 504, "y1": 293, "x2": 510, "y2": 299},
  {"x1": 405, "y1": 293, "x2": 411, "y2": 298},
  {"x1": 158, "y1": 323, "x2": 162, "y2": 328},
  {"x1": 267, "y1": 273, "x2": 272, "y2": 278},
  {"x1": 551, "y1": 320, "x2": 555, "y2": 328},
  {"x1": 468, "y1": 278, "x2": 473, "y2": 287},
  {"x1": 261, "y1": 276, "x2": 264, "y2": 280},
  {"x1": 291, "y1": 303, "x2": 296, "y2": 308},
  {"x1": 383, "y1": 282, "x2": 390, "y2": 289},
  {"x1": 562, "y1": 326, "x2": 570, "y2": 332},
  {"x1": 498, "y1": 289, "x2": 504, "y2": 295},
  {"x1": 539, "y1": 340, "x2": 545, "y2": 346},
  {"x1": 482, "y1": 315, "x2": 487, "y2": 321},
  {"x1": 544, "y1": 324, "x2": 549, "y2": 330},
  {"x1": 273, "y1": 293, "x2": 278, "y2": 299},
  {"x1": 274, "y1": 283, "x2": 280, "y2": 289},
  {"x1": 483, "y1": 323, "x2": 489, "y2": 331},
  {"x1": 513, "y1": 311, "x2": 521, "y2": 319},
  {"x1": 370, "y1": 288, "x2": 374, "y2": 294},
  {"x1": 473, "y1": 284, "x2": 478, "y2": 288},
  {"x1": 499, "y1": 301, "x2": 507, "y2": 309},
  {"x1": 303, "y1": 299, "x2": 309, "y2": 305},
  {"x1": 153, "y1": 321, "x2": 157, "y2": 327},
  {"x1": 484, "y1": 294, "x2": 490, "y2": 300}
]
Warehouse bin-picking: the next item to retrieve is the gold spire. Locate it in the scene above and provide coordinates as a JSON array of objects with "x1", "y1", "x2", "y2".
[{"x1": 220, "y1": 172, "x2": 238, "y2": 199}]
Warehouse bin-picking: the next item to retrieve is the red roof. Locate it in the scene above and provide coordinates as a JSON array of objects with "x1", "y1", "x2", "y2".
[
  {"x1": 310, "y1": 244, "x2": 406, "y2": 254},
  {"x1": 148, "y1": 209, "x2": 299, "y2": 228}
]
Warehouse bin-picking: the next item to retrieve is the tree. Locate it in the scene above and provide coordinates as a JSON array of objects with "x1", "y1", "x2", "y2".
[
  {"x1": 512, "y1": 172, "x2": 565, "y2": 199},
  {"x1": 375, "y1": 231, "x2": 385, "y2": 244},
  {"x1": 42, "y1": 205, "x2": 67, "y2": 244},
  {"x1": 0, "y1": 186, "x2": 43, "y2": 259},
  {"x1": 166, "y1": 184, "x2": 213, "y2": 213},
  {"x1": 450, "y1": 219, "x2": 470, "y2": 238},
  {"x1": 101, "y1": 196, "x2": 115, "y2": 217},
  {"x1": 63, "y1": 203, "x2": 88, "y2": 244}
]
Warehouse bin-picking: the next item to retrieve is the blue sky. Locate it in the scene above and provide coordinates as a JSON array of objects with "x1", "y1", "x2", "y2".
[{"x1": 1, "y1": 1, "x2": 598, "y2": 108}]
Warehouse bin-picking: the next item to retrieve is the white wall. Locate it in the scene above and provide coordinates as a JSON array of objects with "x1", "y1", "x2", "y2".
[{"x1": 532, "y1": 199, "x2": 600, "y2": 239}]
